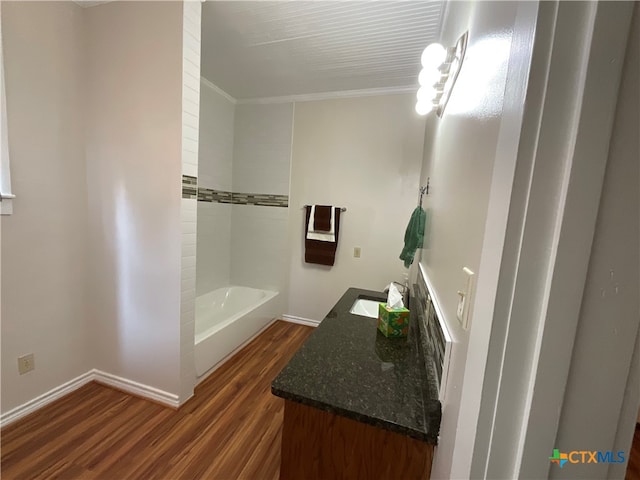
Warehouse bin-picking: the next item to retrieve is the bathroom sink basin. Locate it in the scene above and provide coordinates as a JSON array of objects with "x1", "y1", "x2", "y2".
[{"x1": 349, "y1": 298, "x2": 381, "y2": 318}]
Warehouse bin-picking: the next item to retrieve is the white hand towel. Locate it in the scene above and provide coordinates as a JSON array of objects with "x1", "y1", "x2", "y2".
[{"x1": 306, "y1": 206, "x2": 336, "y2": 242}]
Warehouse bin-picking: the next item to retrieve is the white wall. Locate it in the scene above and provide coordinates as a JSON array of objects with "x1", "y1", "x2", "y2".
[
  {"x1": 413, "y1": 1, "x2": 537, "y2": 477},
  {"x1": 230, "y1": 103, "x2": 293, "y2": 310},
  {"x1": 196, "y1": 80, "x2": 234, "y2": 296},
  {"x1": 1, "y1": 1, "x2": 89, "y2": 414},
  {"x1": 287, "y1": 94, "x2": 425, "y2": 321},
  {"x1": 85, "y1": 1, "x2": 184, "y2": 397}
]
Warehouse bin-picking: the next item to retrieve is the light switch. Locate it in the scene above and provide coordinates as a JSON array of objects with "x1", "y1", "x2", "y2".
[
  {"x1": 456, "y1": 267, "x2": 475, "y2": 329},
  {"x1": 354, "y1": 247, "x2": 361, "y2": 258}
]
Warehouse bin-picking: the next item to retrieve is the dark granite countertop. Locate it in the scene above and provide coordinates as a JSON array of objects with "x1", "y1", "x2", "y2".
[{"x1": 271, "y1": 287, "x2": 441, "y2": 444}]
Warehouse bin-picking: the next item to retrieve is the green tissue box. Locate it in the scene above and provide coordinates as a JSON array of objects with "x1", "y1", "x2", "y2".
[{"x1": 377, "y1": 303, "x2": 410, "y2": 338}]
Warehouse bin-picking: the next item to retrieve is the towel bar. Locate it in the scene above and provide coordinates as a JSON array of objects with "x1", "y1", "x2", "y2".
[{"x1": 303, "y1": 205, "x2": 347, "y2": 212}]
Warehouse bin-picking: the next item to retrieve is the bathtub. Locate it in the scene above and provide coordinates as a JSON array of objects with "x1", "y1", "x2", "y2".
[{"x1": 195, "y1": 286, "x2": 279, "y2": 377}]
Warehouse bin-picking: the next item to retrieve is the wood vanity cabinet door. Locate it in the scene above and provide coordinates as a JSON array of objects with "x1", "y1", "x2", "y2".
[{"x1": 279, "y1": 400, "x2": 433, "y2": 480}]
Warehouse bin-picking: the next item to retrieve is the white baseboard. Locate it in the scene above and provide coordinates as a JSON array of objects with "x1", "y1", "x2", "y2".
[
  {"x1": 92, "y1": 370, "x2": 180, "y2": 409},
  {"x1": 0, "y1": 370, "x2": 94, "y2": 428},
  {"x1": 1, "y1": 369, "x2": 180, "y2": 428},
  {"x1": 281, "y1": 314, "x2": 321, "y2": 327}
]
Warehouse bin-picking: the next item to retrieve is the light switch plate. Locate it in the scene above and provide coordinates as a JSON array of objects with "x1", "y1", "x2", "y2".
[{"x1": 456, "y1": 267, "x2": 475, "y2": 329}]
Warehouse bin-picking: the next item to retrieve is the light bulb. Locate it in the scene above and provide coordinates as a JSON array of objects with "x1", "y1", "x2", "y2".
[
  {"x1": 419, "y1": 68, "x2": 441, "y2": 88},
  {"x1": 415, "y1": 100, "x2": 434, "y2": 116},
  {"x1": 417, "y1": 86, "x2": 438, "y2": 103},
  {"x1": 421, "y1": 43, "x2": 447, "y2": 69}
]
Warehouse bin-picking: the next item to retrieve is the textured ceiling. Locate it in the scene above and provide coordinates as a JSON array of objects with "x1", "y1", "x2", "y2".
[{"x1": 201, "y1": 1, "x2": 445, "y2": 100}]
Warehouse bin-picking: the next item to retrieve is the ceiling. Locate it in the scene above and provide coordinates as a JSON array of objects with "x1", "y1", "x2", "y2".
[{"x1": 200, "y1": 1, "x2": 445, "y2": 100}]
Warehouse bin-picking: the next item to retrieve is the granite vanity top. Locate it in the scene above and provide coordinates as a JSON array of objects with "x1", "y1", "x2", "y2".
[{"x1": 271, "y1": 287, "x2": 441, "y2": 444}]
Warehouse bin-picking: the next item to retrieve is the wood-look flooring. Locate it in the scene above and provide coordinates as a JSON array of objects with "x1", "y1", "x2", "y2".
[
  {"x1": 626, "y1": 424, "x2": 640, "y2": 480},
  {"x1": 0, "y1": 320, "x2": 313, "y2": 480}
]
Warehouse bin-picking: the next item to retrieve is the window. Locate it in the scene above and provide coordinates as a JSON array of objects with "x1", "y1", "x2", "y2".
[{"x1": 0, "y1": 1, "x2": 13, "y2": 215}]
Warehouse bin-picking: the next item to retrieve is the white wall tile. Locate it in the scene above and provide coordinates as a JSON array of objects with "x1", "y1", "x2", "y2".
[
  {"x1": 232, "y1": 144, "x2": 292, "y2": 194},
  {"x1": 196, "y1": 202, "x2": 231, "y2": 295},
  {"x1": 232, "y1": 103, "x2": 293, "y2": 195},
  {"x1": 230, "y1": 205, "x2": 290, "y2": 296},
  {"x1": 182, "y1": 163, "x2": 198, "y2": 177},
  {"x1": 181, "y1": 296, "x2": 195, "y2": 316},
  {"x1": 198, "y1": 80, "x2": 235, "y2": 191},
  {"x1": 181, "y1": 242, "x2": 196, "y2": 258},
  {"x1": 179, "y1": 0, "x2": 201, "y2": 403},
  {"x1": 182, "y1": 233, "x2": 197, "y2": 247},
  {"x1": 181, "y1": 218, "x2": 197, "y2": 235},
  {"x1": 227, "y1": 103, "x2": 293, "y2": 310},
  {"x1": 180, "y1": 320, "x2": 195, "y2": 352},
  {"x1": 181, "y1": 201, "x2": 197, "y2": 222}
]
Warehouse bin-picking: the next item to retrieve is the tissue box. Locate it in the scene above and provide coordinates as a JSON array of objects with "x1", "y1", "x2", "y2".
[{"x1": 377, "y1": 303, "x2": 410, "y2": 338}]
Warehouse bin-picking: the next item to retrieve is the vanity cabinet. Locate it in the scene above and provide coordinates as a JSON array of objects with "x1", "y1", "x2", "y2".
[
  {"x1": 272, "y1": 288, "x2": 441, "y2": 480},
  {"x1": 280, "y1": 399, "x2": 433, "y2": 480}
]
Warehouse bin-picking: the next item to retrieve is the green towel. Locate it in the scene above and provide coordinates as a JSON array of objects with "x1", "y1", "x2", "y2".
[{"x1": 399, "y1": 207, "x2": 426, "y2": 268}]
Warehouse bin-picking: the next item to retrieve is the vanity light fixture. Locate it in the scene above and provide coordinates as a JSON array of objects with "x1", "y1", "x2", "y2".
[{"x1": 415, "y1": 32, "x2": 468, "y2": 117}]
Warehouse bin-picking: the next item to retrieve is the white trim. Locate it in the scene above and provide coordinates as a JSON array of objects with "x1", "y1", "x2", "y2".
[
  {"x1": 0, "y1": 371, "x2": 94, "y2": 428},
  {"x1": 281, "y1": 314, "x2": 321, "y2": 327},
  {"x1": 461, "y1": 2, "x2": 634, "y2": 478},
  {"x1": 92, "y1": 370, "x2": 180, "y2": 408},
  {"x1": 199, "y1": 76, "x2": 415, "y2": 106},
  {"x1": 236, "y1": 85, "x2": 415, "y2": 105},
  {"x1": 0, "y1": 369, "x2": 181, "y2": 428},
  {"x1": 200, "y1": 76, "x2": 236, "y2": 104},
  {"x1": 1, "y1": 193, "x2": 15, "y2": 215},
  {"x1": 0, "y1": 197, "x2": 13, "y2": 215},
  {"x1": 515, "y1": 3, "x2": 634, "y2": 476},
  {"x1": 71, "y1": 1, "x2": 113, "y2": 8}
]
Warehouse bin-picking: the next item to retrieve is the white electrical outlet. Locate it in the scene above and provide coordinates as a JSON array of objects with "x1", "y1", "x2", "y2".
[
  {"x1": 353, "y1": 247, "x2": 361, "y2": 258},
  {"x1": 18, "y1": 353, "x2": 35, "y2": 375},
  {"x1": 456, "y1": 267, "x2": 475, "y2": 329}
]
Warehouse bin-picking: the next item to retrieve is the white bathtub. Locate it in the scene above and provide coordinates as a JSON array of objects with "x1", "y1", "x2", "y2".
[{"x1": 195, "y1": 286, "x2": 279, "y2": 377}]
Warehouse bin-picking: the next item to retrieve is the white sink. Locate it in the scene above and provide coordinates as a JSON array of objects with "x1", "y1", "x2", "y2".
[{"x1": 349, "y1": 299, "x2": 381, "y2": 318}]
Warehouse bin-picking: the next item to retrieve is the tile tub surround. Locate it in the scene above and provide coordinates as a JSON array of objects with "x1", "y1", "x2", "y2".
[{"x1": 272, "y1": 288, "x2": 442, "y2": 443}]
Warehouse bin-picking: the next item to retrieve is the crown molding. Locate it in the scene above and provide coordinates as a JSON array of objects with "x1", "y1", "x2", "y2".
[
  {"x1": 200, "y1": 76, "x2": 237, "y2": 104},
  {"x1": 72, "y1": 1, "x2": 112, "y2": 8},
  {"x1": 236, "y1": 85, "x2": 416, "y2": 105}
]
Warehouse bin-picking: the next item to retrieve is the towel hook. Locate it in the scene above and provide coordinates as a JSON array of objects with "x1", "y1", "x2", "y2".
[{"x1": 418, "y1": 179, "x2": 429, "y2": 205}]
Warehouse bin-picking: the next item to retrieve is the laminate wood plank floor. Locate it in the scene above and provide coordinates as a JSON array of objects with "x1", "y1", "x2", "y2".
[
  {"x1": 1, "y1": 321, "x2": 314, "y2": 480},
  {"x1": 626, "y1": 424, "x2": 640, "y2": 480}
]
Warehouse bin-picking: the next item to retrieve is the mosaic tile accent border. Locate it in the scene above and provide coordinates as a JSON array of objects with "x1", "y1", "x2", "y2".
[
  {"x1": 182, "y1": 175, "x2": 197, "y2": 199},
  {"x1": 413, "y1": 273, "x2": 448, "y2": 394},
  {"x1": 181, "y1": 175, "x2": 288, "y2": 207},
  {"x1": 231, "y1": 193, "x2": 288, "y2": 207},
  {"x1": 198, "y1": 187, "x2": 233, "y2": 203}
]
